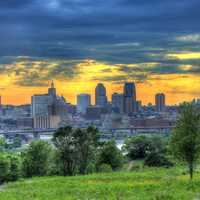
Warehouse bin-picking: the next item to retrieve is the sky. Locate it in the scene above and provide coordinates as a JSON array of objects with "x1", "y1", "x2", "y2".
[{"x1": 0, "y1": 0, "x2": 200, "y2": 105}]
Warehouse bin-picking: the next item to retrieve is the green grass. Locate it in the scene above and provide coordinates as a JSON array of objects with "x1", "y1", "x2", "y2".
[{"x1": 1, "y1": 167, "x2": 200, "y2": 200}]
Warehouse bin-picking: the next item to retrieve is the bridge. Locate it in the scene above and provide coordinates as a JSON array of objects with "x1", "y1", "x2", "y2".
[{"x1": 0, "y1": 126, "x2": 173, "y2": 141}]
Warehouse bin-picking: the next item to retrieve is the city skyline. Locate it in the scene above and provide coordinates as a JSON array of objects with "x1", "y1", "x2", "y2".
[
  {"x1": 1, "y1": 80, "x2": 199, "y2": 107},
  {"x1": 0, "y1": 1, "x2": 200, "y2": 105},
  {"x1": 0, "y1": 78, "x2": 199, "y2": 106}
]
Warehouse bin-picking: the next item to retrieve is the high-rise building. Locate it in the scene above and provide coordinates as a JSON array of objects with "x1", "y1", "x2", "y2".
[
  {"x1": 31, "y1": 94, "x2": 53, "y2": 117},
  {"x1": 95, "y1": 83, "x2": 107, "y2": 107},
  {"x1": 123, "y1": 82, "x2": 136, "y2": 100},
  {"x1": 123, "y1": 82, "x2": 137, "y2": 114},
  {"x1": 77, "y1": 94, "x2": 91, "y2": 114},
  {"x1": 112, "y1": 93, "x2": 124, "y2": 113},
  {"x1": 31, "y1": 81, "x2": 69, "y2": 129},
  {"x1": 155, "y1": 93, "x2": 166, "y2": 112}
]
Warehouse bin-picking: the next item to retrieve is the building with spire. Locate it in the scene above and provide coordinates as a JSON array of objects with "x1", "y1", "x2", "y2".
[{"x1": 31, "y1": 81, "x2": 70, "y2": 129}]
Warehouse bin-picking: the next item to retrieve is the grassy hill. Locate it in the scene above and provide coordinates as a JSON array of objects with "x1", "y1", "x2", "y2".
[{"x1": 1, "y1": 167, "x2": 200, "y2": 200}]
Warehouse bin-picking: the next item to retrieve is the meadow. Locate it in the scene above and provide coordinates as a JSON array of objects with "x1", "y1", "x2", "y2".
[{"x1": 1, "y1": 166, "x2": 200, "y2": 200}]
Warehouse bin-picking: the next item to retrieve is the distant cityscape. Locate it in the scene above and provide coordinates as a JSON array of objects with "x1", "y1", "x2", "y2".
[{"x1": 0, "y1": 81, "x2": 199, "y2": 145}]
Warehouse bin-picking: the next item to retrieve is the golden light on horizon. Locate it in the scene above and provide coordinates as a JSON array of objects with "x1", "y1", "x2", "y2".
[
  {"x1": 0, "y1": 59, "x2": 199, "y2": 105},
  {"x1": 167, "y1": 52, "x2": 200, "y2": 60}
]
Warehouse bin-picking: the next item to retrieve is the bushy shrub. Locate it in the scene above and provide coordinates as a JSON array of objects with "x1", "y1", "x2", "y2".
[
  {"x1": 0, "y1": 153, "x2": 21, "y2": 184},
  {"x1": 22, "y1": 140, "x2": 53, "y2": 177},
  {"x1": 98, "y1": 141, "x2": 123, "y2": 171},
  {"x1": 98, "y1": 164, "x2": 113, "y2": 173},
  {"x1": 144, "y1": 152, "x2": 173, "y2": 167},
  {"x1": 123, "y1": 135, "x2": 167, "y2": 160}
]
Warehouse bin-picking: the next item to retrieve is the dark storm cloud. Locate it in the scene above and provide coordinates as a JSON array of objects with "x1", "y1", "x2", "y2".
[{"x1": 0, "y1": 0, "x2": 200, "y2": 86}]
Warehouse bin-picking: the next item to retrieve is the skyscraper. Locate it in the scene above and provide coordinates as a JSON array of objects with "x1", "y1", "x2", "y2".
[
  {"x1": 155, "y1": 93, "x2": 166, "y2": 112},
  {"x1": 112, "y1": 93, "x2": 124, "y2": 114},
  {"x1": 123, "y1": 82, "x2": 136, "y2": 114},
  {"x1": 95, "y1": 83, "x2": 107, "y2": 107},
  {"x1": 77, "y1": 94, "x2": 91, "y2": 114},
  {"x1": 32, "y1": 81, "x2": 69, "y2": 129},
  {"x1": 124, "y1": 82, "x2": 136, "y2": 101}
]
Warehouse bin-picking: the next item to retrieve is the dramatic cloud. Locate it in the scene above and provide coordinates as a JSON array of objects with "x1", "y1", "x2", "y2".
[{"x1": 0, "y1": 0, "x2": 200, "y2": 104}]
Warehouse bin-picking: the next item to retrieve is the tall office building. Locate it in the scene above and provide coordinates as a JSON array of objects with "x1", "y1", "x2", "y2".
[
  {"x1": 123, "y1": 82, "x2": 136, "y2": 114},
  {"x1": 112, "y1": 93, "x2": 124, "y2": 114},
  {"x1": 95, "y1": 83, "x2": 107, "y2": 107},
  {"x1": 77, "y1": 94, "x2": 91, "y2": 114},
  {"x1": 155, "y1": 93, "x2": 166, "y2": 112},
  {"x1": 31, "y1": 81, "x2": 69, "y2": 129}
]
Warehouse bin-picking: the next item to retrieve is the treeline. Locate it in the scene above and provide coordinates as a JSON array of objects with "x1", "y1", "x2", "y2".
[
  {"x1": 0, "y1": 101, "x2": 200, "y2": 184},
  {"x1": 0, "y1": 126, "x2": 125, "y2": 184},
  {"x1": 0, "y1": 127, "x2": 171, "y2": 184}
]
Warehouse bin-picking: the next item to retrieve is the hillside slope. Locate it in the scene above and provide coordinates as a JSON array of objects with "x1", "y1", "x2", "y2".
[{"x1": 0, "y1": 168, "x2": 200, "y2": 200}]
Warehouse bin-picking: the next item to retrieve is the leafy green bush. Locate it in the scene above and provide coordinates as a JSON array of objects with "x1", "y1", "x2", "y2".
[
  {"x1": 98, "y1": 141, "x2": 123, "y2": 171},
  {"x1": 22, "y1": 140, "x2": 53, "y2": 177},
  {"x1": 0, "y1": 153, "x2": 21, "y2": 184},
  {"x1": 98, "y1": 164, "x2": 113, "y2": 173},
  {"x1": 123, "y1": 135, "x2": 167, "y2": 160},
  {"x1": 144, "y1": 152, "x2": 173, "y2": 167}
]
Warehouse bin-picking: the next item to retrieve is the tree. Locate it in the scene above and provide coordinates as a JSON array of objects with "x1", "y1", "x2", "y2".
[
  {"x1": 22, "y1": 140, "x2": 52, "y2": 177},
  {"x1": 0, "y1": 153, "x2": 21, "y2": 184},
  {"x1": 171, "y1": 102, "x2": 200, "y2": 179},
  {"x1": 53, "y1": 126, "x2": 79, "y2": 176},
  {"x1": 74, "y1": 126, "x2": 100, "y2": 174},
  {"x1": 123, "y1": 135, "x2": 166, "y2": 160},
  {"x1": 144, "y1": 152, "x2": 173, "y2": 167},
  {"x1": 0, "y1": 138, "x2": 6, "y2": 152},
  {"x1": 12, "y1": 135, "x2": 22, "y2": 149},
  {"x1": 98, "y1": 141, "x2": 123, "y2": 171},
  {"x1": 0, "y1": 154, "x2": 10, "y2": 184}
]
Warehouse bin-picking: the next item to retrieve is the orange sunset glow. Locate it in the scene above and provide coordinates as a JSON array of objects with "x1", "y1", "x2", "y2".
[{"x1": 0, "y1": 57, "x2": 199, "y2": 105}]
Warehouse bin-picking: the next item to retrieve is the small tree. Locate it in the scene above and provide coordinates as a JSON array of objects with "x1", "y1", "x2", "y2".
[
  {"x1": 144, "y1": 152, "x2": 173, "y2": 167},
  {"x1": 22, "y1": 140, "x2": 52, "y2": 177},
  {"x1": 171, "y1": 102, "x2": 200, "y2": 179},
  {"x1": 74, "y1": 126, "x2": 100, "y2": 174},
  {"x1": 123, "y1": 135, "x2": 165, "y2": 160},
  {"x1": 0, "y1": 153, "x2": 21, "y2": 184},
  {"x1": 0, "y1": 138, "x2": 6, "y2": 152},
  {"x1": 53, "y1": 126, "x2": 79, "y2": 176},
  {"x1": 0, "y1": 154, "x2": 10, "y2": 184},
  {"x1": 98, "y1": 141, "x2": 123, "y2": 171}
]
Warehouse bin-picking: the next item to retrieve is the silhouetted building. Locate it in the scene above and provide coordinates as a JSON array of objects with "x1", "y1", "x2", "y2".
[
  {"x1": 123, "y1": 82, "x2": 136, "y2": 114},
  {"x1": 155, "y1": 93, "x2": 166, "y2": 112},
  {"x1": 95, "y1": 83, "x2": 107, "y2": 107},
  {"x1": 31, "y1": 81, "x2": 69, "y2": 129},
  {"x1": 112, "y1": 93, "x2": 124, "y2": 114},
  {"x1": 77, "y1": 94, "x2": 91, "y2": 114}
]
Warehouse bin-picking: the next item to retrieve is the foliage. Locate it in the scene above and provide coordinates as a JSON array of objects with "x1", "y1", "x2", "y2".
[
  {"x1": 144, "y1": 152, "x2": 173, "y2": 167},
  {"x1": 170, "y1": 102, "x2": 200, "y2": 179},
  {"x1": 53, "y1": 126, "x2": 100, "y2": 176},
  {"x1": 22, "y1": 140, "x2": 53, "y2": 177},
  {"x1": 0, "y1": 153, "x2": 21, "y2": 184},
  {"x1": 97, "y1": 140, "x2": 123, "y2": 171},
  {"x1": 98, "y1": 164, "x2": 113, "y2": 173},
  {"x1": 0, "y1": 137, "x2": 6, "y2": 152},
  {"x1": 123, "y1": 135, "x2": 166, "y2": 160},
  {"x1": 74, "y1": 126, "x2": 100, "y2": 174}
]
